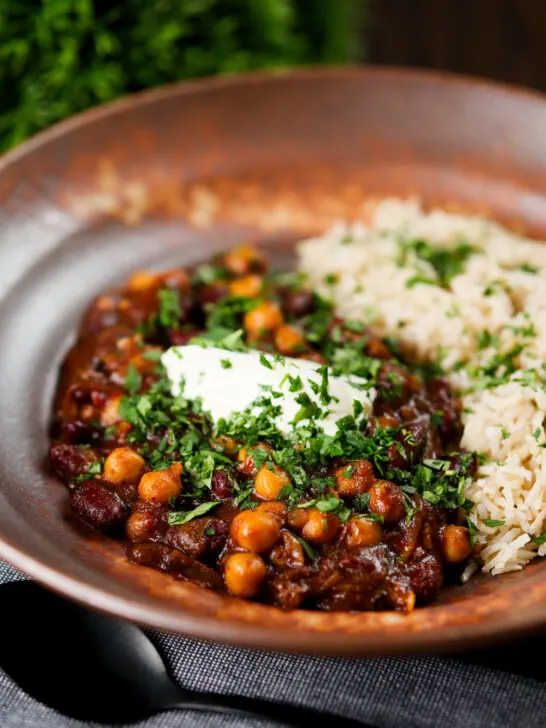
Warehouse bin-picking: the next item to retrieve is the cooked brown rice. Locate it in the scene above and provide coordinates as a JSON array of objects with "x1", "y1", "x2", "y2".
[{"x1": 298, "y1": 198, "x2": 546, "y2": 576}]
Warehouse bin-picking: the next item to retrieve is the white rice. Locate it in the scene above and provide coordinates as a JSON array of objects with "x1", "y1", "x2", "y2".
[{"x1": 297, "y1": 197, "x2": 546, "y2": 575}]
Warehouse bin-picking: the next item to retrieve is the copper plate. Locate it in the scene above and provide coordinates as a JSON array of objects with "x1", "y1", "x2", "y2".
[{"x1": 1, "y1": 67, "x2": 546, "y2": 656}]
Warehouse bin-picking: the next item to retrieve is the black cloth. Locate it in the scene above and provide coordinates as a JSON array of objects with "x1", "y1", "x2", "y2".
[{"x1": 0, "y1": 560, "x2": 542, "y2": 728}]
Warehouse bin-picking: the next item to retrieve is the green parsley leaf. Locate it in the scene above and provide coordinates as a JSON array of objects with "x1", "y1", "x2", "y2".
[
  {"x1": 167, "y1": 501, "x2": 220, "y2": 526},
  {"x1": 466, "y1": 517, "x2": 477, "y2": 547},
  {"x1": 517, "y1": 263, "x2": 538, "y2": 274},
  {"x1": 220, "y1": 358, "x2": 232, "y2": 369},
  {"x1": 317, "y1": 365, "x2": 332, "y2": 406},
  {"x1": 260, "y1": 353, "x2": 273, "y2": 370},
  {"x1": 124, "y1": 363, "x2": 142, "y2": 396},
  {"x1": 406, "y1": 275, "x2": 436, "y2": 289},
  {"x1": 484, "y1": 519, "x2": 505, "y2": 528},
  {"x1": 141, "y1": 349, "x2": 163, "y2": 362},
  {"x1": 532, "y1": 533, "x2": 546, "y2": 545},
  {"x1": 399, "y1": 238, "x2": 476, "y2": 289},
  {"x1": 193, "y1": 264, "x2": 227, "y2": 285},
  {"x1": 157, "y1": 288, "x2": 182, "y2": 329},
  {"x1": 288, "y1": 375, "x2": 303, "y2": 392},
  {"x1": 296, "y1": 536, "x2": 316, "y2": 559},
  {"x1": 189, "y1": 327, "x2": 247, "y2": 352},
  {"x1": 315, "y1": 496, "x2": 343, "y2": 513},
  {"x1": 73, "y1": 460, "x2": 103, "y2": 483}
]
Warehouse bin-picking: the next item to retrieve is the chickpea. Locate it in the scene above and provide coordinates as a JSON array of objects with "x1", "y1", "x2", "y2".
[
  {"x1": 100, "y1": 395, "x2": 123, "y2": 427},
  {"x1": 127, "y1": 270, "x2": 158, "y2": 292},
  {"x1": 229, "y1": 275, "x2": 263, "y2": 299},
  {"x1": 286, "y1": 507, "x2": 310, "y2": 531},
  {"x1": 237, "y1": 442, "x2": 272, "y2": 478},
  {"x1": 214, "y1": 435, "x2": 239, "y2": 456},
  {"x1": 126, "y1": 510, "x2": 156, "y2": 542},
  {"x1": 223, "y1": 245, "x2": 266, "y2": 276},
  {"x1": 441, "y1": 525, "x2": 472, "y2": 564},
  {"x1": 301, "y1": 508, "x2": 342, "y2": 545},
  {"x1": 365, "y1": 337, "x2": 392, "y2": 359},
  {"x1": 368, "y1": 480, "x2": 405, "y2": 526},
  {"x1": 230, "y1": 509, "x2": 281, "y2": 552},
  {"x1": 254, "y1": 465, "x2": 291, "y2": 500},
  {"x1": 244, "y1": 302, "x2": 283, "y2": 342},
  {"x1": 104, "y1": 447, "x2": 146, "y2": 484},
  {"x1": 130, "y1": 348, "x2": 163, "y2": 376},
  {"x1": 345, "y1": 516, "x2": 382, "y2": 549},
  {"x1": 335, "y1": 459, "x2": 375, "y2": 497},
  {"x1": 138, "y1": 462, "x2": 183, "y2": 504},
  {"x1": 224, "y1": 551, "x2": 267, "y2": 597},
  {"x1": 274, "y1": 325, "x2": 307, "y2": 356}
]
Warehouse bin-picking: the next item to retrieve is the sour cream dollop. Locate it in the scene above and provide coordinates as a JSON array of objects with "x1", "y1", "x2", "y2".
[{"x1": 161, "y1": 345, "x2": 374, "y2": 436}]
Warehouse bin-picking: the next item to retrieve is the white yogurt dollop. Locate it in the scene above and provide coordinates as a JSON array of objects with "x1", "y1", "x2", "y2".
[{"x1": 161, "y1": 345, "x2": 374, "y2": 436}]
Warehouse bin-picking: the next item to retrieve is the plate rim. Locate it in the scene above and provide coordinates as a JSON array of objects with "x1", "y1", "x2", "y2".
[{"x1": 2, "y1": 65, "x2": 546, "y2": 655}]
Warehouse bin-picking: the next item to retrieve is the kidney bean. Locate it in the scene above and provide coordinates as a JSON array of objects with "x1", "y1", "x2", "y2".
[
  {"x1": 426, "y1": 377, "x2": 461, "y2": 442},
  {"x1": 211, "y1": 469, "x2": 234, "y2": 499},
  {"x1": 62, "y1": 420, "x2": 101, "y2": 445},
  {"x1": 49, "y1": 444, "x2": 100, "y2": 484},
  {"x1": 448, "y1": 452, "x2": 478, "y2": 478},
  {"x1": 126, "y1": 501, "x2": 168, "y2": 542},
  {"x1": 281, "y1": 289, "x2": 315, "y2": 318},
  {"x1": 198, "y1": 283, "x2": 229, "y2": 306},
  {"x1": 71, "y1": 479, "x2": 127, "y2": 531}
]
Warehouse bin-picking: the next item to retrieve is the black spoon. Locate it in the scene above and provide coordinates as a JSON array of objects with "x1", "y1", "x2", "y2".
[{"x1": 0, "y1": 581, "x2": 367, "y2": 726}]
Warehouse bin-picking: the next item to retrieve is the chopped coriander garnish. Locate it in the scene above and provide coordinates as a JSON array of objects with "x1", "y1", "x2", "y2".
[
  {"x1": 532, "y1": 533, "x2": 546, "y2": 545},
  {"x1": 189, "y1": 328, "x2": 247, "y2": 352},
  {"x1": 517, "y1": 262, "x2": 538, "y2": 274},
  {"x1": 259, "y1": 353, "x2": 273, "y2": 370},
  {"x1": 287, "y1": 375, "x2": 303, "y2": 392},
  {"x1": 398, "y1": 238, "x2": 476, "y2": 289},
  {"x1": 168, "y1": 501, "x2": 220, "y2": 526},
  {"x1": 124, "y1": 363, "x2": 142, "y2": 396},
  {"x1": 193, "y1": 264, "x2": 227, "y2": 285},
  {"x1": 73, "y1": 460, "x2": 103, "y2": 483},
  {"x1": 323, "y1": 273, "x2": 338, "y2": 285},
  {"x1": 141, "y1": 349, "x2": 163, "y2": 362},
  {"x1": 296, "y1": 536, "x2": 315, "y2": 559},
  {"x1": 157, "y1": 288, "x2": 182, "y2": 330},
  {"x1": 406, "y1": 275, "x2": 436, "y2": 289},
  {"x1": 466, "y1": 517, "x2": 478, "y2": 547},
  {"x1": 220, "y1": 358, "x2": 232, "y2": 369},
  {"x1": 484, "y1": 519, "x2": 505, "y2": 528}
]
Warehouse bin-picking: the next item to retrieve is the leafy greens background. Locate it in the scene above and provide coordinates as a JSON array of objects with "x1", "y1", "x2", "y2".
[{"x1": 0, "y1": 0, "x2": 362, "y2": 152}]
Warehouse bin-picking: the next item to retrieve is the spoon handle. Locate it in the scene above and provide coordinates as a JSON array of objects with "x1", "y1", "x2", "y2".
[{"x1": 165, "y1": 691, "x2": 369, "y2": 727}]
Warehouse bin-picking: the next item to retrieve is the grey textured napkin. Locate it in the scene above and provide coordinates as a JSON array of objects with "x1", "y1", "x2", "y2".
[{"x1": 0, "y1": 559, "x2": 544, "y2": 728}]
